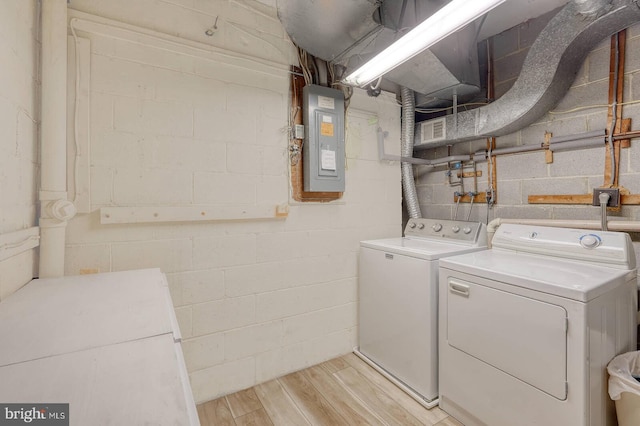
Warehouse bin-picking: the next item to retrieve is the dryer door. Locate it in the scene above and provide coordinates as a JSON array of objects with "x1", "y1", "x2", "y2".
[{"x1": 446, "y1": 278, "x2": 568, "y2": 400}]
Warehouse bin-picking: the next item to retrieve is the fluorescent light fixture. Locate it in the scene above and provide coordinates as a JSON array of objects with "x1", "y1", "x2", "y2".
[{"x1": 342, "y1": 0, "x2": 508, "y2": 87}]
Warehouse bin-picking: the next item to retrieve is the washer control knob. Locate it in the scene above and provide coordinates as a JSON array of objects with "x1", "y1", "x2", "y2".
[
  {"x1": 409, "y1": 222, "x2": 417, "y2": 229},
  {"x1": 580, "y1": 234, "x2": 601, "y2": 249},
  {"x1": 452, "y1": 226, "x2": 460, "y2": 233},
  {"x1": 432, "y1": 223, "x2": 443, "y2": 232},
  {"x1": 463, "y1": 227, "x2": 472, "y2": 234}
]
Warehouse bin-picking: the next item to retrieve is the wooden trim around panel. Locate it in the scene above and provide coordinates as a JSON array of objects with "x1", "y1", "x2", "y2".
[{"x1": 289, "y1": 66, "x2": 342, "y2": 202}]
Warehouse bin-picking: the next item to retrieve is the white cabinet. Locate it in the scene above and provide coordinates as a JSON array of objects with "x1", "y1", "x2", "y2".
[{"x1": 0, "y1": 269, "x2": 198, "y2": 426}]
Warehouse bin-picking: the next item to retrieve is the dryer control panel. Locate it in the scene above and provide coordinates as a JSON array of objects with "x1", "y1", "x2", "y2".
[{"x1": 492, "y1": 224, "x2": 636, "y2": 269}]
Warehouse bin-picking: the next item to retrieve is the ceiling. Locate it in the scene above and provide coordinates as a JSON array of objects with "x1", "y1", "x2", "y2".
[{"x1": 274, "y1": 0, "x2": 570, "y2": 104}]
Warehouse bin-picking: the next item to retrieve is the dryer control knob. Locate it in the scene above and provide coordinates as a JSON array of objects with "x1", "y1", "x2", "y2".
[
  {"x1": 417, "y1": 223, "x2": 425, "y2": 230},
  {"x1": 409, "y1": 222, "x2": 417, "y2": 229},
  {"x1": 463, "y1": 227, "x2": 472, "y2": 234},
  {"x1": 452, "y1": 226, "x2": 460, "y2": 233},
  {"x1": 580, "y1": 234, "x2": 601, "y2": 249},
  {"x1": 432, "y1": 223, "x2": 443, "y2": 232}
]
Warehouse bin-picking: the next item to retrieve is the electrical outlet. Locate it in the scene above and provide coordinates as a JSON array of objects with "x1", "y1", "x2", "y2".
[{"x1": 592, "y1": 188, "x2": 620, "y2": 207}]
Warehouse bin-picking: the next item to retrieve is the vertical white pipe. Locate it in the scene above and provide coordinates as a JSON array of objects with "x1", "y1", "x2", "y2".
[
  {"x1": 39, "y1": 0, "x2": 72, "y2": 278},
  {"x1": 41, "y1": 0, "x2": 67, "y2": 193}
]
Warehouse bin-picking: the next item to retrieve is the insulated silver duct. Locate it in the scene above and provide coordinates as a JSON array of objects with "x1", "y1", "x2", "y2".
[
  {"x1": 415, "y1": 0, "x2": 640, "y2": 148},
  {"x1": 574, "y1": 0, "x2": 612, "y2": 17},
  {"x1": 401, "y1": 87, "x2": 422, "y2": 219}
]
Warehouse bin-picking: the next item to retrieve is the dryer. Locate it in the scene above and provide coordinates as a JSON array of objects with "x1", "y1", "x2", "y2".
[
  {"x1": 439, "y1": 224, "x2": 637, "y2": 426},
  {"x1": 357, "y1": 218, "x2": 487, "y2": 408}
]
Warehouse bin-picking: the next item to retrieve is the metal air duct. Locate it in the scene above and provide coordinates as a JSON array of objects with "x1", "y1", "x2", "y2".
[
  {"x1": 277, "y1": 0, "x2": 481, "y2": 107},
  {"x1": 415, "y1": 0, "x2": 640, "y2": 148}
]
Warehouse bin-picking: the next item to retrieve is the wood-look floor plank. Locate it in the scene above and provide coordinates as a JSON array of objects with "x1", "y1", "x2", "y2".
[
  {"x1": 434, "y1": 416, "x2": 464, "y2": 426},
  {"x1": 235, "y1": 408, "x2": 274, "y2": 426},
  {"x1": 303, "y1": 364, "x2": 386, "y2": 426},
  {"x1": 197, "y1": 398, "x2": 236, "y2": 426},
  {"x1": 226, "y1": 388, "x2": 263, "y2": 418},
  {"x1": 335, "y1": 366, "x2": 424, "y2": 426},
  {"x1": 279, "y1": 371, "x2": 347, "y2": 425},
  {"x1": 198, "y1": 355, "x2": 458, "y2": 426},
  {"x1": 196, "y1": 405, "x2": 207, "y2": 426},
  {"x1": 254, "y1": 379, "x2": 311, "y2": 426},
  {"x1": 318, "y1": 356, "x2": 350, "y2": 375},
  {"x1": 343, "y1": 353, "x2": 448, "y2": 425}
]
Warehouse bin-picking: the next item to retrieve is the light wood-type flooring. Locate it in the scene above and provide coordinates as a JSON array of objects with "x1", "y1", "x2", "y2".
[{"x1": 197, "y1": 352, "x2": 462, "y2": 426}]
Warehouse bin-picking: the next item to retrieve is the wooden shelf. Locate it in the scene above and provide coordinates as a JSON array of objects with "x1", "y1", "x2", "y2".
[{"x1": 100, "y1": 204, "x2": 289, "y2": 224}]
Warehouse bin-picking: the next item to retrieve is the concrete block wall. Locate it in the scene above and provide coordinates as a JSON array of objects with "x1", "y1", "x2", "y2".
[
  {"x1": 65, "y1": 0, "x2": 401, "y2": 403},
  {"x1": 416, "y1": 16, "x2": 640, "y2": 225},
  {"x1": 0, "y1": 0, "x2": 39, "y2": 300}
]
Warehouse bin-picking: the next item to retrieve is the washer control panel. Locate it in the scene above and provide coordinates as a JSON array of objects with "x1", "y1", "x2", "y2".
[{"x1": 405, "y1": 219, "x2": 487, "y2": 245}]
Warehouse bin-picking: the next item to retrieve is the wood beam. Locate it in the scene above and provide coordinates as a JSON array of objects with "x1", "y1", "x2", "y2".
[
  {"x1": 528, "y1": 194, "x2": 640, "y2": 205},
  {"x1": 604, "y1": 30, "x2": 626, "y2": 187}
]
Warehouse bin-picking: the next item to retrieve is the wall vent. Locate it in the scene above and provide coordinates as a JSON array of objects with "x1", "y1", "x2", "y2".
[{"x1": 420, "y1": 117, "x2": 446, "y2": 144}]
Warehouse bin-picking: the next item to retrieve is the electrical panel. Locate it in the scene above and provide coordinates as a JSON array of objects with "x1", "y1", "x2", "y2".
[{"x1": 303, "y1": 85, "x2": 345, "y2": 192}]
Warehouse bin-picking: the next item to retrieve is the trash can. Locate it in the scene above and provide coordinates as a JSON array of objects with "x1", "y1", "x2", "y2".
[{"x1": 607, "y1": 351, "x2": 640, "y2": 426}]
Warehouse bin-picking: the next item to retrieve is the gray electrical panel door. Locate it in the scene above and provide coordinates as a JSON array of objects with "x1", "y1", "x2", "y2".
[{"x1": 303, "y1": 85, "x2": 345, "y2": 192}]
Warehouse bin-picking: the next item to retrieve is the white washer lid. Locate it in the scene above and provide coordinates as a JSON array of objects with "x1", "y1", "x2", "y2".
[
  {"x1": 440, "y1": 250, "x2": 636, "y2": 302},
  {"x1": 361, "y1": 237, "x2": 487, "y2": 260}
]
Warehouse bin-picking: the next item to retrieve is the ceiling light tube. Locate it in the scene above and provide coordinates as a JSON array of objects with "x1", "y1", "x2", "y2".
[{"x1": 343, "y1": 0, "x2": 508, "y2": 87}]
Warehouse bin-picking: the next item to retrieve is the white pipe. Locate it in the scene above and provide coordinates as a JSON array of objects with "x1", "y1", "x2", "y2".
[
  {"x1": 599, "y1": 193, "x2": 611, "y2": 231},
  {"x1": 378, "y1": 128, "x2": 471, "y2": 166},
  {"x1": 39, "y1": 0, "x2": 75, "y2": 278},
  {"x1": 487, "y1": 218, "x2": 640, "y2": 247},
  {"x1": 41, "y1": 0, "x2": 67, "y2": 193}
]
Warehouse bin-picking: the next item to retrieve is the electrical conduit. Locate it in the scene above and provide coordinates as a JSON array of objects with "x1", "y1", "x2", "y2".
[{"x1": 401, "y1": 87, "x2": 422, "y2": 219}]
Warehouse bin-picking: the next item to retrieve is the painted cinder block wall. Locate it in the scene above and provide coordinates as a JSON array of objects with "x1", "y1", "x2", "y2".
[
  {"x1": 64, "y1": 0, "x2": 402, "y2": 403},
  {"x1": 5, "y1": 0, "x2": 638, "y2": 405},
  {"x1": 415, "y1": 13, "x2": 640, "y2": 224},
  {"x1": 0, "y1": 0, "x2": 39, "y2": 300}
]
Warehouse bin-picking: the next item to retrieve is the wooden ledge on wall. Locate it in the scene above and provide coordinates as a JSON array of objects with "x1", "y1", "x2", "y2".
[{"x1": 100, "y1": 204, "x2": 289, "y2": 224}]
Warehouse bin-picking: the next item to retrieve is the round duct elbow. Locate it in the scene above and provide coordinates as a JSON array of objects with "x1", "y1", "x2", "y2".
[{"x1": 573, "y1": 0, "x2": 612, "y2": 17}]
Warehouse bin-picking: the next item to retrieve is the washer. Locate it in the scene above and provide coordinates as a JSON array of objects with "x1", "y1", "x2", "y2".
[
  {"x1": 356, "y1": 218, "x2": 487, "y2": 408},
  {"x1": 439, "y1": 224, "x2": 637, "y2": 426}
]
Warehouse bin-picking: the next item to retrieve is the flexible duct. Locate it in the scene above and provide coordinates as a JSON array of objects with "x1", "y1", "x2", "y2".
[
  {"x1": 401, "y1": 87, "x2": 422, "y2": 219},
  {"x1": 574, "y1": 0, "x2": 612, "y2": 17}
]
